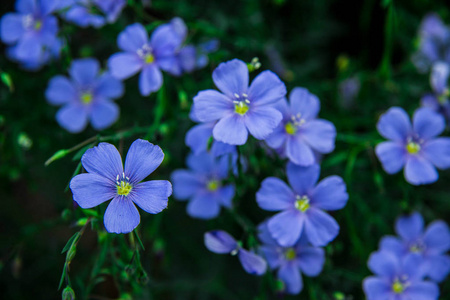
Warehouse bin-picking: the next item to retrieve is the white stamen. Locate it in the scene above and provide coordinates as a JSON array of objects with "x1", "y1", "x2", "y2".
[
  {"x1": 244, "y1": 99, "x2": 250, "y2": 104},
  {"x1": 242, "y1": 93, "x2": 248, "y2": 98},
  {"x1": 234, "y1": 93, "x2": 240, "y2": 98},
  {"x1": 233, "y1": 100, "x2": 239, "y2": 104}
]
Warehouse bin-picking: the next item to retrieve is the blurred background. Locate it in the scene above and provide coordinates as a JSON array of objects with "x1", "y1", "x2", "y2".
[{"x1": 0, "y1": 0, "x2": 449, "y2": 299}]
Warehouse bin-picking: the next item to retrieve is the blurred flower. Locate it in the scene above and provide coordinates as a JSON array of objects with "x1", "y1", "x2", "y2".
[
  {"x1": 338, "y1": 77, "x2": 360, "y2": 109},
  {"x1": 363, "y1": 251, "x2": 439, "y2": 300},
  {"x1": 171, "y1": 152, "x2": 235, "y2": 219},
  {"x1": 421, "y1": 62, "x2": 450, "y2": 123},
  {"x1": 0, "y1": 0, "x2": 61, "y2": 69},
  {"x1": 412, "y1": 13, "x2": 450, "y2": 73},
  {"x1": 204, "y1": 230, "x2": 267, "y2": 275},
  {"x1": 196, "y1": 39, "x2": 220, "y2": 69},
  {"x1": 379, "y1": 212, "x2": 450, "y2": 282},
  {"x1": 108, "y1": 23, "x2": 183, "y2": 96},
  {"x1": 70, "y1": 140, "x2": 172, "y2": 234},
  {"x1": 94, "y1": 0, "x2": 126, "y2": 23},
  {"x1": 60, "y1": 0, "x2": 106, "y2": 28},
  {"x1": 46, "y1": 58, "x2": 124, "y2": 133},
  {"x1": 256, "y1": 162, "x2": 348, "y2": 247},
  {"x1": 258, "y1": 221, "x2": 325, "y2": 295},
  {"x1": 265, "y1": 88, "x2": 336, "y2": 166},
  {"x1": 375, "y1": 106, "x2": 450, "y2": 185},
  {"x1": 193, "y1": 59, "x2": 286, "y2": 145}
]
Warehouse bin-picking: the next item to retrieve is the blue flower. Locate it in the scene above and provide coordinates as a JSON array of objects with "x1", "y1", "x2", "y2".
[
  {"x1": 45, "y1": 58, "x2": 124, "y2": 133},
  {"x1": 0, "y1": 0, "x2": 61, "y2": 68},
  {"x1": 204, "y1": 230, "x2": 267, "y2": 276},
  {"x1": 256, "y1": 162, "x2": 348, "y2": 247},
  {"x1": 258, "y1": 221, "x2": 325, "y2": 295},
  {"x1": 379, "y1": 212, "x2": 450, "y2": 282},
  {"x1": 108, "y1": 22, "x2": 183, "y2": 96},
  {"x1": 421, "y1": 62, "x2": 450, "y2": 123},
  {"x1": 70, "y1": 139, "x2": 172, "y2": 234},
  {"x1": 61, "y1": 0, "x2": 106, "y2": 28},
  {"x1": 193, "y1": 59, "x2": 286, "y2": 145},
  {"x1": 94, "y1": 0, "x2": 126, "y2": 23},
  {"x1": 171, "y1": 152, "x2": 235, "y2": 219},
  {"x1": 375, "y1": 106, "x2": 450, "y2": 185},
  {"x1": 363, "y1": 251, "x2": 439, "y2": 300},
  {"x1": 265, "y1": 87, "x2": 336, "y2": 166},
  {"x1": 195, "y1": 39, "x2": 220, "y2": 69}
]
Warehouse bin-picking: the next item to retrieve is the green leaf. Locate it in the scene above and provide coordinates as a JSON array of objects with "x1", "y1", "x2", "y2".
[
  {"x1": 1, "y1": 72, "x2": 14, "y2": 92},
  {"x1": 61, "y1": 232, "x2": 80, "y2": 254},
  {"x1": 72, "y1": 143, "x2": 94, "y2": 161},
  {"x1": 45, "y1": 149, "x2": 70, "y2": 166}
]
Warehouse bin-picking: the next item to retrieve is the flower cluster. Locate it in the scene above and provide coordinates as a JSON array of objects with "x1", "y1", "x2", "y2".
[
  {"x1": 363, "y1": 212, "x2": 449, "y2": 300},
  {"x1": 61, "y1": 0, "x2": 126, "y2": 28}
]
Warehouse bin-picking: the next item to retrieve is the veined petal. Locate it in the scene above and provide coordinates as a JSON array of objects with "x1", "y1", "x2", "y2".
[
  {"x1": 395, "y1": 212, "x2": 424, "y2": 242},
  {"x1": 130, "y1": 180, "x2": 171, "y2": 214},
  {"x1": 204, "y1": 230, "x2": 237, "y2": 254},
  {"x1": 117, "y1": 23, "x2": 148, "y2": 52},
  {"x1": 45, "y1": 75, "x2": 76, "y2": 105},
  {"x1": 187, "y1": 192, "x2": 221, "y2": 219},
  {"x1": 56, "y1": 104, "x2": 88, "y2": 133},
  {"x1": 289, "y1": 87, "x2": 320, "y2": 121},
  {"x1": 70, "y1": 173, "x2": 115, "y2": 208},
  {"x1": 404, "y1": 156, "x2": 438, "y2": 185},
  {"x1": 69, "y1": 58, "x2": 100, "y2": 86},
  {"x1": 423, "y1": 221, "x2": 450, "y2": 254},
  {"x1": 95, "y1": 73, "x2": 124, "y2": 99},
  {"x1": 268, "y1": 210, "x2": 304, "y2": 247},
  {"x1": 212, "y1": 59, "x2": 249, "y2": 97},
  {"x1": 362, "y1": 277, "x2": 391, "y2": 300},
  {"x1": 375, "y1": 141, "x2": 406, "y2": 174},
  {"x1": 256, "y1": 177, "x2": 295, "y2": 211},
  {"x1": 244, "y1": 106, "x2": 282, "y2": 140},
  {"x1": 310, "y1": 176, "x2": 348, "y2": 211},
  {"x1": 422, "y1": 138, "x2": 450, "y2": 169},
  {"x1": 301, "y1": 120, "x2": 336, "y2": 153},
  {"x1": 213, "y1": 114, "x2": 248, "y2": 145},
  {"x1": 238, "y1": 249, "x2": 267, "y2": 276},
  {"x1": 90, "y1": 101, "x2": 119, "y2": 130},
  {"x1": 286, "y1": 137, "x2": 316, "y2": 166},
  {"x1": 82, "y1": 142, "x2": 123, "y2": 180},
  {"x1": 193, "y1": 90, "x2": 233, "y2": 123},
  {"x1": 139, "y1": 65, "x2": 163, "y2": 96},
  {"x1": 376, "y1": 107, "x2": 412, "y2": 142},
  {"x1": 0, "y1": 13, "x2": 24, "y2": 44},
  {"x1": 413, "y1": 107, "x2": 445, "y2": 140},
  {"x1": 297, "y1": 246, "x2": 325, "y2": 277},
  {"x1": 104, "y1": 197, "x2": 140, "y2": 234},
  {"x1": 171, "y1": 170, "x2": 203, "y2": 200},
  {"x1": 304, "y1": 208, "x2": 339, "y2": 246},
  {"x1": 286, "y1": 162, "x2": 320, "y2": 196},
  {"x1": 124, "y1": 139, "x2": 164, "y2": 183},
  {"x1": 108, "y1": 52, "x2": 143, "y2": 80},
  {"x1": 248, "y1": 71, "x2": 286, "y2": 106},
  {"x1": 277, "y1": 262, "x2": 303, "y2": 295}
]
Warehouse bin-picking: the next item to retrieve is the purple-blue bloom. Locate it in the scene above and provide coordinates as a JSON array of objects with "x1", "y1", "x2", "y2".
[
  {"x1": 265, "y1": 87, "x2": 336, "y2": 166},
  {"x1": 108, "y1": 22, "x2": 182, "y2": 96},
  {"x1": 61, "y1": 0, "x2": 125, "y2": 28},
  {"x1": 375, "y1": 106, "x2": 450, "y2": 185},
  {"x1": 421, "y1": 62, "x2": 450, "y2": 123},
  {"x1": 363, "y1": 251, "x2": 439, "y2": 300},
  {"x1": 204, "y1": 230, "x2": 267, "y2": 276},
  {"x1": 46, "y1": 58, "x2": 123, "y2": 133},
  {"x1": 193, "y1": 59, "x2": 286, "y2": 145},
  {"x1": 256, "y1": 162, "x2": 348, "y2": 247},
  {"x1": 70, "y1": 139, "x2": 172, "y2": 234},
  {"x1": 171, "y1": 152, "x2": 235, "y2": 219},
  {"x1": 258, "y1": 221, "x2": 325, "y2": 295},
  {"x1": 380, "y1": 212, "x2": 450, "y2": 282},
  {"x1": 95, "y1": 0, "x2": 126, "y2": 23},
  {"x1": 0, "y1": 0, "x2": 61, "y2": 68}
]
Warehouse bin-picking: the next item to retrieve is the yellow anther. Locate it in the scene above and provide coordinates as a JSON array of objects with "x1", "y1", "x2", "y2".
[
  {"x1": 285, "y1": 248, "x2": 296, "y2": 260},
  {"x1": 295, "y1": 195, "x2": 310, "y2": 212},
  {"x1": 207, "y1": 180, "x2": 220, "y2": 191},
  {"x1": 392, "y1": 280, "x2": 405, "y2": 294},
  {"x1": 406, "y1": 142, "x2": 420, "y2": 155},
  {"x1": 235, "y1": 102, "x2": 249, "y2": 115},
  {"x1": 34, "y1": 20, "x2": 42, "y2": 30},
  {"x1": 144, "y1": 53, "x2": 154, "y2": 64},
  {"x1": 285, "y1": 122, "x2": 297, "y2": 135},
  {"x1": 81, "y1": 93, "x2": 93, "y2": 104},
  {"x1": 117, "y1": 181, "x2": 132, "y2": 196}
]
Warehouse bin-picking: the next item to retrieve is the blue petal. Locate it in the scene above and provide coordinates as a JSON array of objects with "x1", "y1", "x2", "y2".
[
  {"x1": 286, "y1": 136, "x2": 316, "y2": 166},
  {"x1": 238, "y1": 249, "x2": 267, "y2": 276},
  {"x1": 286, "y1": 163, "x2": 320, "y2": 196},
  {"x1": 423, "y1": 220, "x2": 450, "y2": 254},
  {"x1": 301, "y1": 119, "x2": 336, "y2": 153},
  {"x1": 259, "y1": 245, "x2": 283, "y2": 269},
  {"x1": 395, "y1": 212, "x2": 424, "y2": 242},
  {"x1": 104, "y1": 197, "x2": 140, "y2": 234},
  {"x1": 256, "y1": 177, "x2": 295, "y2": 211},
  {"x1": 70, "y1": 173, "x2": 115, "y2": 208},
  {"x1": 405, "y1": 282, "x2": 439, "y2": 300},
  {"x1": 422, "y1": 138, "x2": 450, "y2": 169},
  {"x1": 187, "y1": 192, "x2": 221, "y2": 219},
  {"x1": 268, "y1": 209, "x2": 304, "y2": 247},
  {"x1": 289, "y1": 87, "x2": 320, "y2": 121},
  {"x1": 244, "y1": 106, "x2": 282, "y2": 140},
  {"x1": 151, "y1": 23, "x2": 182, "y2": 56},
  {"x1": 212, "y1": 59, "x2": 249, "y2": 97},
  {"x1": 178, "y1": 45, "x2": 197, "y2": 73},
  {"x1": 265, "y1": 124, "x2": 286, "y2": 149},
  {"x1": 213, "y1": 114, "x2": 248, "y2": 145},
  {"x1": 248, "y1": 71, "x2": 286, "y2": 106},
  {"x1": 362, "y1": 277, "x2": 391, "y2": 300},
  {"x1": 430, "y1": 61, "x2": 450, "y2": 94},
  {"x1": 14, "y1": 35, "x2": 42, "y2": 62},
  {"x1": 277, "y1": 261, "x2": 303, "y2": 295},
  {"x1": 210, "y1": 141, "x2": 236, "y2": 157},
  {"x1": 379, "y1": 236, "x2": 404, "y2": 257},
  {"x1": 304, "y1": 208, "x2": 339, "y2": 246},
  {"x1": 186, "y1": 152, "x2": 215, "y2": 174},
  {"x1": 0, "y1": 13, "x2": 24, "y2": 44},
  {"x1": 82, "y1": 142, "x2": 124, "y2": 180},
  {"x1": 257, "y1": 220, "x2": 278, "y2": 246},
  {"x1": 413, "y1": 107, "x2": 445, "y2": 140},
  {"x1": 15, "y1": 0, "x2": 36, "y2": 14},
  {"x1": 376, "y1": 107, "x2": 412, "y2": 142},
  {"x1": 117, "y1": 23, "x2": 148, "y2": 52},
  {"x1": 108, "y1": 52, "x2": 143, "y2": 80},
  {"x1": 69, "y1": 58, "x2": 100, "y2": 86},
  {"x1": 375, "y1": 141, "x2": 406, "y2": 174},
  {"x1": 130, "y1": 180, "x2": 171, "y2": 214},
  {"x1": 90, "y1": 101, "x2": 119, "y2": 130},
  {"x1": 425, "y1": 254, "x2": 450, "y2": 282},
  {"x1": 217, "y1": 185, "x2": 235, "y2": 208},
  {"x1": 171, "y1": 170, "x2": 203, "y2": 200},
  {"x1": 124, "y1": 139, "x2": 164, "y2": 184},
  {"x1": 402, "y1": 253, "x2": 426, "y2": 280},
  {"x1": 367, "y1": 250, "x2": 399, "y2": 278},
  {"x1": 310, "y1": 176, "x2": 348, "y2": 211},
  {"x1": 204, "y1": 230, "x2": 237, "y2": 254},
  {"x1": 56, "y1": 104, "x2": 88, "y2": 133},
  {"x1": 404, "y1": 156, "x2": 438, "y2": 185},
  {"x1": 193, "y1": 89, "x2": 233, "y2": 122},
  {"x1": 185, "y1": 123, "x2": 213, "y2": 154},
  {"x1": 139, "y1": 65, "x2": 163, "y2": 96},
  {"x1": 95, "y1": 73, "x2": 124, "y2": 99},
  {"x1": 297, "y1": 246, "x2": 325, "y2": 277},
  {"x1": 45, "y1": 75, "x2": 77, "y2": 105}
]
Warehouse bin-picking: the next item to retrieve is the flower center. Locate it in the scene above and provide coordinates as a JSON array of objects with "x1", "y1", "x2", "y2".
[
  {"x1": 285, "y1": 248, "x2": 296, "y2": 260},
  {"x1": 285, "y1": 113, "x2": 305, "y2": 135},
  {"x1": 233, "y1": 93, "x2": 250, "y2": 115},
  {"x1": 144, "y1": 53, "x2": 154, "y2": 64},
  {"x1": 391, "y1": 278, "x2": 409, "y2": 294},
  {"x1": 116, "y1": 173, "x2": 132, "y2": 196},
  {"x1": 294, "y1": 195, "x2": 310, "y2": 212},
  {"x1": 80, "y1": 92, "x2": 93, "y2": 104},
  {"x1": 406, "y1": 141, "x2": 420, "y2": 155},
  {"x1": 285, "y1": 122, "x2": 297, "y2": 135},
  {"x1": 137, "y1": 44, "x2": 154, "y2": 65},
  {"x1": 207, "y1": 180, "x2": 220, "y2": 191},
  {"x1": 409, "y1": 240, "x2": 426, "y2": 253}
]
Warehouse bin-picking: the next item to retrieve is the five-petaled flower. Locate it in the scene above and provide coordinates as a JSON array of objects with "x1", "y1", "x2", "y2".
[{"x1": 70, "y1": 139, "x2": 172, "y2": 234}]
